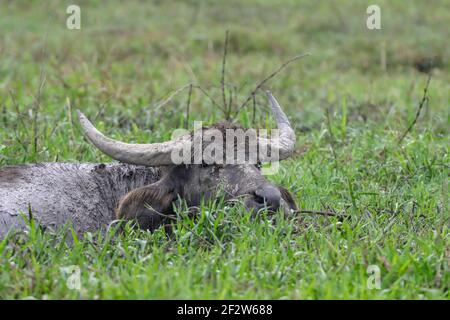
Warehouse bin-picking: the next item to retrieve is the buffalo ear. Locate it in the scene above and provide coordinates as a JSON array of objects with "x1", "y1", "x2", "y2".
[
  {"x1": 277, "y1": 185, "x2": 298, "y2": 211},
  {"x1": 115, "y1": 181, "x2": 177, "y2": 231}
]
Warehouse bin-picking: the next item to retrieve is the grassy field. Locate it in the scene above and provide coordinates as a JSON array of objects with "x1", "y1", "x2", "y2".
[{"x1": 0, "y1": 0, "x2": 448, "y2": 299}]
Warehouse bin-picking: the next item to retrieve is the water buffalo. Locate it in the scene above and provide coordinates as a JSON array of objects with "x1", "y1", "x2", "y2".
[{"x1": 0, "y1": 92, "x2": 297, "y2": 237}]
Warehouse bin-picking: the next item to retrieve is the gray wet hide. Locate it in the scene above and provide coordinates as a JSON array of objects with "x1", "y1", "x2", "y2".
[{"x1": 0, "y1": 163, "x2": 160, "y2": 237}]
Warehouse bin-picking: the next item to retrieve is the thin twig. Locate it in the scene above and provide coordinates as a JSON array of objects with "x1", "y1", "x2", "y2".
[
  {"x1": 9, "y1": 91, "x2": 27, "y2": 131},
  {"x1": 221, "y1": 30, "x2": 229, "y2": 119},
  {"x1": 295, "y1": 209, "x2": 349, "y2": 219},
  {"x1": 31, "y1": 30, "x2": 49, "y2": 159},
  {"x1": 32, "y1": 70, "x2": 46, "y2": 157},
  {"x1": 65, "y1": 97, "x2": 77, "y2": 144},
  {"x1": 398, "y1": 74, "x2": 432, "y2": 144},
  {"x1": 325, "y1": 107, "x2": 339, "y2": 170},
  {"x1": 234, "y1": 52, "x2": 310, "y2": 118},
  {"x1": 93, "y1": 99, "x2": 110, "y2": 122},
  {"x1": 192, "y1": 84, "x2": 224, "y2": 112},
  {"x1": 151, "y1": 83, "x2": 193, "y2": 111},
  {"x1": 251, "y1": 92, "x2": 256, "y2": 125},
  {"x1": 185, "y1": 84, "x2": 193, "y2": 129},
  {"x1": 227, "y1": 87, "x2": 234, "y2": 119}
]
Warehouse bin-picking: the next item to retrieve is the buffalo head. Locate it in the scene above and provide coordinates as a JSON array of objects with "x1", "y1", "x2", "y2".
[{"x1": 77, "y1": 92, "x2": 298, "y2": 231}]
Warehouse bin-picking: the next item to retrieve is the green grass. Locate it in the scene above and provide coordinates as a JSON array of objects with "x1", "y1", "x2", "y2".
[{"x1": 0, "y1": 0, "x2": 449, "y2": 299}]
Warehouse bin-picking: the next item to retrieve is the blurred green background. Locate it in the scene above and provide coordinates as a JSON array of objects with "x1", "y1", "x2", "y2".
[{"x1": 0, "y1": 0, "x2": 448, "y2": 164}]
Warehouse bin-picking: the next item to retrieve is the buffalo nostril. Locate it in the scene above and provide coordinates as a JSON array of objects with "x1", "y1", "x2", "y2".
[
  {"x1": 254, "y1": 185, "x2": 282, "y2": 210},
  {"x1": 254, "y1": 193, "x2": 265, "y2": 204}
]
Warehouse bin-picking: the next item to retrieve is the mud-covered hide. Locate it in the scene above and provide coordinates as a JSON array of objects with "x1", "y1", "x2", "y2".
[{"x1": 0, "y1": 163, "x2": 160, "y2": 237}]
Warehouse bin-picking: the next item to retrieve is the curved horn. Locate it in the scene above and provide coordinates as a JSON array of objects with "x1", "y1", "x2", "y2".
[
  {"x1": 257, "y1": 92, "x2": 296, "y2": 162},
  {"x1": 77, "y1": 111, "x2": 187, "y2": 166}
]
